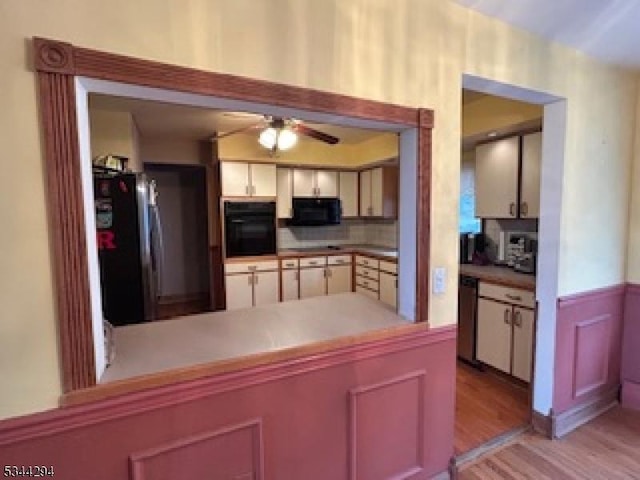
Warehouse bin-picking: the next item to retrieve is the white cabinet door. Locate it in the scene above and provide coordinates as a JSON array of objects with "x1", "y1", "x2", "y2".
[
  {"x1": 360, "y1": 170, "x2": 372, "y2": 216},
  {"x1": 370, "y1": 167, "x2": 384, "y2": 216},
  {"x1": 339, "y1": 171, "x2": 358, "y2": 217},
  {"x1": 277, "y1": 168, "x2": 293, "y2": 218},
  {"x1": 521, "y1": 132, "x2": 542, "y2": 219},
  {"x1": 253, "y1": 271, "x2": 279, "y2": 306},
  {"x1": 251, "y1": 163, "x2": 277, "y2": 197},
  {"x1": 281, "y1": 269, "x2": 299, "y2": 301},
  {"x1": 221, "y1": 162, "x2": 250, "y2": 197},
  {"x1": 476, "y1": 298, "x2": 513, "y2": 374},
  {"x1": 379, "y1": 271, "x2": 397, "y2": 309},
  {"x1": 299, "y1": 267, "x2": 326, "y2": 298},
  {"x1": 512, "y1": 307, "x2": 535, "y2": 382},
  {"x1": 315, "y1": 170, "x2": 338, "y2": 197},
  {"x1": 225, "y1": 273, "x2": 253, "y2": 310},
  {"x1": 475, "y1": 136, "x2": 519, "y2": 218},
  {"x1": 293, "y1": 169, "x2": 316, "y2": 197},
  {"x1": 327, "y1": 265, "x2": 352, "y2": 295}
]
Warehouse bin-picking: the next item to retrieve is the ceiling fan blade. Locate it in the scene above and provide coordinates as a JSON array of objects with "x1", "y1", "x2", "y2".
[
  {"x1": 210, "y1": 122, "x2": 263, "y2": 142},
  {"x1": 295, "y1": 123, "x2": 340, "y2": 145}
]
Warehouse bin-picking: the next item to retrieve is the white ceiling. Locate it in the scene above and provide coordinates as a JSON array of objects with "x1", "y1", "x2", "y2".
[
  {"x1": 89, "y1": 94, "x2": 384, "y2": 144},
  {"x1": 456, "y1": 0, "x2": 640, "y2": 69}
]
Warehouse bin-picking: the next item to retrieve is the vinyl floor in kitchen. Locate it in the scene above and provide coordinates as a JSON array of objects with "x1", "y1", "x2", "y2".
[{"x1": 456, "y1": 361, "x2": 530, "y2": 454}]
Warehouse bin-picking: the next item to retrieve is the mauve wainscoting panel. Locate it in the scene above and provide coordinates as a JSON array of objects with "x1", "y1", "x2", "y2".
[
  {"x1": 622, "y1": 284, "x2": 640, "y2": 410},
  {"x1": 0, "y1": 327, "x2": 456, "y2": 480},
  {"x1": 554, "y1": 285, "x2": 625, "y2": 414}
]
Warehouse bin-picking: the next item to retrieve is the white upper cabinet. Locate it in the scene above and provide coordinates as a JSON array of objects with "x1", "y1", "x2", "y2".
[
  {"x1": 360, "y1": 165, "x2": 398, "y2": 218},
  {"x1": 221, "y1": 162, "x2": 250, "y2": 197},
  {"x1": 520, "y1": 132, "x2": 542, "y2": 219},
  {"x1": 359, "y1": 169, "x2": 372, "y2": 216},
  {"x1": 339, "y1": 171, "x2": 358, "y2": 217},
  {"x1": 475, "y1": 137, "x2": 520, "y2": 218},
  {"x1": 293, "y1": 169, "x2": 338, "y2": 198},
  {"x1": 315, "y1": 170, "x2": 338, "y2": 197},
  {"x1": 221, "y1": 161, "x2": 276, "y2": 197},
  {"x1": 277, "y1": 168, "x2": 293, "y2": 219},
  {"x1": 251, "y1": 163, "x2": 277, "y2": 197},
  {"x1": 293, "y1": 169, "x2": 316, "y2": 197}
]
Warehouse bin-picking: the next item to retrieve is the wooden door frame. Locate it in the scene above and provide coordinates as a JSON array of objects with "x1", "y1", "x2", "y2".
[{"x1": 32, "y1": 37, "x2": 434, "y2": 392}]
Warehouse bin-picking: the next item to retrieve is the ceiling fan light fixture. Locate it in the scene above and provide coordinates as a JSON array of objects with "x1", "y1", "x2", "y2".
[
  {"x1": 258, "y1": 127, "x2": 277, "y2": 149},
  {"x1": 277, "y1": 128, "x2": 297, "y2": 150}
]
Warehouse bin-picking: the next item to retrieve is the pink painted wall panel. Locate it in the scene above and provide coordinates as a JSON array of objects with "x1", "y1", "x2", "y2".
[
  {"x1": 621, "y1": 284, "x2": 640, "y2": 410},
  {"x1": 0, "y1": 328, "x2": 456, "y2": 480},
  {"x1": 554, "y1": 285, "x2": 625, "y2": 414}
]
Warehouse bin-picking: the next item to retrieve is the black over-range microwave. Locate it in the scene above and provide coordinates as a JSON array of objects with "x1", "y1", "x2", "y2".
[{"x1": 288, "y1": 197, "x2": 342, "y2": 226}]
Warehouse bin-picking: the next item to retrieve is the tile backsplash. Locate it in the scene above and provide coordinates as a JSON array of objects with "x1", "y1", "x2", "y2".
[{"x1": 279, "y1": 218, "x2": 397, "y2": 249}]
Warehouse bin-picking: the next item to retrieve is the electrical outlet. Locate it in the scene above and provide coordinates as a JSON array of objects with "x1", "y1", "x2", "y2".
[{"x1": 432, "y1": 267, "x2": 446, "y2": 295}]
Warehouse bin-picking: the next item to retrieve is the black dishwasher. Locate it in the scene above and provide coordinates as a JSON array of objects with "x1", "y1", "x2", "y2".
[{"x1": 458, "y1": 275, "x2": 478, "y2": 364}]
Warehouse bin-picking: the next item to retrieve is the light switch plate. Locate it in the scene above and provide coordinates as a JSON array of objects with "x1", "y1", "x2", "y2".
[{"x1": 432, "y1": 267, "x2": 446, "y2": 295}]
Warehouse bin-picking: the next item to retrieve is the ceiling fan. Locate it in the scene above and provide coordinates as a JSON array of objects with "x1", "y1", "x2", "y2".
[{"x1": 210, "y1": 115, "x2": 340, "y2": 153}]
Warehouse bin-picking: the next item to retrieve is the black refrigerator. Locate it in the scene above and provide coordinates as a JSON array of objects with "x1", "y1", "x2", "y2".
[{"x1": 94, "y1": 171, "x2": 163, "y2": 326}]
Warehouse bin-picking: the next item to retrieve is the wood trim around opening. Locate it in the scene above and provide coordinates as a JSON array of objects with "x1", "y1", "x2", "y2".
[{"x1": 32, "y1": 36, "x2": 434, "y2": 394}]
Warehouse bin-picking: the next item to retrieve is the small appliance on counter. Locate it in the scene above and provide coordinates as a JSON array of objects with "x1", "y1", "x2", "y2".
[
  {"x1": 502, "y1": 231, "x2": 538, "y2": 274},
  {"x1": 460, "y1": 232, "x2": 487, "y2": 264}
]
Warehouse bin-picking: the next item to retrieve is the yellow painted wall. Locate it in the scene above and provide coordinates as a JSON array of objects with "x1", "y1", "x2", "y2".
[
  {"x1": 89, "y1": 109, "x2": 141, "y2": 171},
  {"x1": 218, "y1": 132, "x2": 398, "y2": 167},
  {"x1": 0, "y1": 0, "x2": 637, "y2": 419},
  {"x1": 462, "y1": 95, "x2": 543, "y2": 138},
  {"x1": 626, "y1": 81, "x2": 640, "y2": 283}
]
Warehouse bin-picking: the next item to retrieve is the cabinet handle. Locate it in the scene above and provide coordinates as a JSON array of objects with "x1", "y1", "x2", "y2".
[
  {"x1": 252, "y1": 185, "x2": 256, "y2": 195},
  {"x1": 514, "y1": 310, "x2": 522, "y2": 327},
  {"x1": 395, "y1": 278, "x2": 398, "y2": 288},
  {"x1": 254, "y1": 274, "x2": 259, "y2": 284},
  {"x1": 309, "y1": 261, "x2": 317, "y2": 265},
  {"x1": 245, "y1": 185, "x2": 250, "y2": 195},
  {"x1": 521, "y1": 202, "x2": 528, "y2": 217},
  {"x1": 248, "y1": 275, "x2": 253, "y2": 285},
  {"x1": 509, "y1": 202, "x2": 516, "y2": 217},
  {"x1": 506, "y1": 294, "x2": 522, "y2": 301},
  {"x1": 336, "y1": 259, "x2": 344, "y2": 264},
  {"x1": 504, "y1": 309, "x2": 511, "y2": 325},
  {"x1": 327, "y1": 267, "x2": 332, "y2": 277},
  {"x1": 248, "y1": 266, "x2": 257, "y2": 271},
  {"x1": 294, "y1": 271, "x2": 299, "y2": 281}
]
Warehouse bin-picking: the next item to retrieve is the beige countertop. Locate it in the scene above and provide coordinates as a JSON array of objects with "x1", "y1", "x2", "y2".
[
  {"x1": 459, "y1": 264, "x2": 536, "y2": 291},
  {"x1": 100, "y1": 293, "x2": 409, "y2": 383}
]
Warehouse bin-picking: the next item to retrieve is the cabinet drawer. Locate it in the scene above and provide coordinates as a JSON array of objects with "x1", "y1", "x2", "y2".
[
  {"x1": 356, "y1": 266, "x2": 379, "y2": 280},
  {"x1": 479, "y1": 282, "x2": 535, "y2": 309},
  {"x1": 225, "y1": 260, "x2": 279, "y2": 274},
  {"x1": 327, "y1": 254, "x2": 352, "y2": 266},
  {"x1": 356, "y1": 276, "x2": 379, "y2": 292},
  {"x1": 300, "y1": 256, "x2": 326, "y2": 268},
  {"x1": 281, "y1": 258, "x2": 299, "y2": 270},
  {"x1": 355, "y1": 255, "x2": 379, "y2": 269},
  {"x1": 356, "y1": 284, "x2": 379, "y2": 300},
  {"x1": 379, "y1": 260, "x2": 397, "y2": 274}
]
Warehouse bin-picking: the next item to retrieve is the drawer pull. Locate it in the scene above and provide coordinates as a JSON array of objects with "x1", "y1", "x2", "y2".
[
  {"x1": 504, "y1": 309, "x2": 511, "y2": 325},
  {"x1": 309, "y1": 261, "x2": 317, "y2": 265},
  {"x1": 513, "y1": 311, "x2": 522, "y2": 327},
  {"x1": 248, "y1": 266, "x2": 257, "y2": 271},
  {"x1": 336, "y1": 259, "x2": 344, "y2": 264},
  {"x1": 506, "y1": 294, "x2": 522, "y2": 301}
]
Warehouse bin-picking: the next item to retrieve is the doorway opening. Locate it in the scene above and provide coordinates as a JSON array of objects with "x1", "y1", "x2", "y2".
[{"x1": 455, "y1": 75, "x2": 566, "y2": 458}]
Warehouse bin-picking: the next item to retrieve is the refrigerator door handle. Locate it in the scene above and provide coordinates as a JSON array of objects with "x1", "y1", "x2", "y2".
[{"x1": 150, "y1": 203, "x2": 165, "y2": 300}]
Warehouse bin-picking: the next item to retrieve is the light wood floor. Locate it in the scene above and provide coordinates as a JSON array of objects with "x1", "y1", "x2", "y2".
[
  {"x1": 459, "y1": 407, "x2": 640, "y2": 479},
  {"x1": 456, "y1": 362, "x2": 530, "y2": 454}
]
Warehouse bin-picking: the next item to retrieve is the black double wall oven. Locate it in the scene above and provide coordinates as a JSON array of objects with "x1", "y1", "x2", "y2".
[{"x1": 224, "y1": 201, "x2": 277, "y2": 258}]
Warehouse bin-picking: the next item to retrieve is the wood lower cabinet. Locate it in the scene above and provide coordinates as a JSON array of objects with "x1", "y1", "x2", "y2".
[
  {"x1": 327, "y1": 264, "x2": 352, "y2": 295},
  {"x1": 225, "y1": 273, "x2": 254, "y2": 310},
  {"x1": 224, "y1": 260, "x2": 279, "y2": 310},
  {"x1": 476, "y1": 298, "x2": 513, "y2": 374},
  {"x1": 512, "y1": 307, "x2": 535, "y2": 382},
  {"x1": 253, "y1": 271, "x2": 279, "y2": 306},
  {"x1": 300, "y1": 267, "x2": 326, "y2": 298},
  {"x1": 476, "y1": 282, "x2": 535, "y2": 382},
  {"x1": 379, "y1": 271, "x2": 397, "y2": 308},
  {"x1": 281, "y1": 268, "x2": 299, "y2": 301}
]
